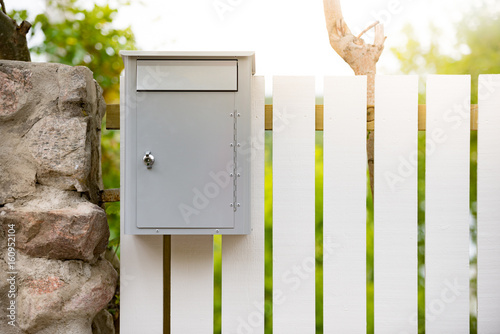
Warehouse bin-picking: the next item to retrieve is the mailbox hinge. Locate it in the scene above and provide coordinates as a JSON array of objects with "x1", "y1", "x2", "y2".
[{"x1": 232, "y1": 110, "x2": 238, "y2": 212}]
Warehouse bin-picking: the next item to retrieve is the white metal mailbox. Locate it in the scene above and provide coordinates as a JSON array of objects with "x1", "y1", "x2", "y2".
[{"x1": 120, "y1": 51, "x2": 255, "y2": 235}]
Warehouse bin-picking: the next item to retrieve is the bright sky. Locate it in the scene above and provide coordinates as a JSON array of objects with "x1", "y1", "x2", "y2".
[{"x1": 10, "y1": 0, "x2": 492, "y2": 93}]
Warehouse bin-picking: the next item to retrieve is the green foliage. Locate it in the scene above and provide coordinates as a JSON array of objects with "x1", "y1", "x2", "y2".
[
  {"x1": 101, "y1": 122, "x2": 121, "y2": 250},
  {"x1": 417, "y1": 132, "x2": 427, "y2": 333},
  {"x1": 366, "y1": 168, "x2": 374, "y2": 333},
  {"x1": 315, "y1": 132, "x2": 324, "y2": 333},
  {"x1": 8, "y1": 9, "x2": 29, "y2": 22},
  {"x1": 391, "y1": 4, "x2": 500, "y2": 104},
  {"x1": 264, "y1": 131, "x2": 274, "y2": 332},
  {"x1": 28, "y1": 0, "x2": 135, "y2": 102}
]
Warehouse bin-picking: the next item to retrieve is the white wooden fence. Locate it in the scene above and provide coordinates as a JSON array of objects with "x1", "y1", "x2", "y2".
[{"x1": 120, "y1": 75, "x2": 500, "y2": 333}]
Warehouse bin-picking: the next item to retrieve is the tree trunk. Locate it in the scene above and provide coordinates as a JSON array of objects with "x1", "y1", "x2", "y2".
[
  {"x1": 323, "y1": 0, "x2": 385, "y2": 197},
  {"x1": 0, "y1": 1, "x2": 31, "y2": 61}
]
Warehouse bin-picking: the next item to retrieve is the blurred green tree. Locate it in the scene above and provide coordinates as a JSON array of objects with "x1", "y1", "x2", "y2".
[
  {"x1": 392, "y1": 4, "x2": 500, "y2": 333},
  {"x1": 391, "y1": 4, "x2": 500, "y2": 104},
  {"x1": 10, "y1": 0, "x2": 135, "y2": 102}
]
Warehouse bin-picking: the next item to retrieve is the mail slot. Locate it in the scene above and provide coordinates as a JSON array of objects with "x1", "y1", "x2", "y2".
[
  {"x1": 120, "y1": 51, "x2": 255, "y2": 235},
  {"x1": 137, "y1": 60, "x2": 238, "y2": 91}
]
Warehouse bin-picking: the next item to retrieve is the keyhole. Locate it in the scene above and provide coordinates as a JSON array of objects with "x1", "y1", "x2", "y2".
[{"x1": 143, "y1": 151, "x2": 155, "y2": 169}]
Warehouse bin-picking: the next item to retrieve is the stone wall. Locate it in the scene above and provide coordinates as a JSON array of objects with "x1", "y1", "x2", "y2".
[{"x1": 0, "y1": 60, "x2": 116, "y2": 334}]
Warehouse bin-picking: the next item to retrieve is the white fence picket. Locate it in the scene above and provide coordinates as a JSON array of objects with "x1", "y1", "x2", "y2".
[
  {"x1": 477, "y1": 74, "x2": 500, "y2": 333},
  {"x1": 374, "y1": 75, "x2": 419, "y2": 333},
  {"x1": 323, "y1": 76, "x2": 367, "y2": 333},
  {"x1": 272, "y1": 76, "x2": 316, "y2": 333},
  {"x1": 120, "y1": 235, "x2": 164, "y2": 334},
  {"x1": 221, "y1": 76, "x2": 266, "y2": 334},
  {"x1": 120, "y1": 76, "x2": 164, "y2": 334},
  {"x1": 170, "y1": 236, "x2": 213, "y2": 333},
  {"x1": 425, "y1": 75, "x2": 471, "y2": 333},
  {"x1": 119, "y1": 74, "x2": 500, "y2": 334}
]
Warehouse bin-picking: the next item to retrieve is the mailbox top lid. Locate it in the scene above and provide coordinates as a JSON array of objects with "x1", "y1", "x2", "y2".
[{"x1": 120, "y1": 51, "x2": 255, "y2": 74}]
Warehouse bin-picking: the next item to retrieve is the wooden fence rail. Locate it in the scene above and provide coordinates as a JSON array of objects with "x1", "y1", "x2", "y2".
[
  {"x1": 116, "y1": 75, "x2": 500, "y2": 334},
  {"x1": 105, "y1": 104, "x2": 480, "y2": 132}
]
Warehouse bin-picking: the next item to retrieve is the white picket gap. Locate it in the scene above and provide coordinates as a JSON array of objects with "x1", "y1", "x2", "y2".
[
  {"x1": 323, "y1": 76, "x2": 367, "y2": 333},
  {"x1": 477, "y1": 74, "x2": 500, "y2": 333},
  {"x1": 170, "y1": 236, "x2": 213, "y2": 333},
  {"x1": 272, "y1": 76, "x2": 316, "y2": 333},
  {"x1": 425, "y1": 75, "x2": 471, "y2": 333},
  {"x1": 374, "y1": 75, "x2": 419, "y2": 333},
  {"x1": 221, "y1": 76, "x2": 266, "y2": 334}
]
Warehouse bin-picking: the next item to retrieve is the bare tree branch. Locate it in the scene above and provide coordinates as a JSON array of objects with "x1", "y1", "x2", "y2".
[
  {"x1": 323, "y1": 0, "x2": 386, "y2": 82},
  {"x1": 323, "y1": 0, "x2": 351, "y2": 43},
  {"x1": 0, "y1": 0, "x2": 6, "y2": 15},
  {"x1": 323, "y1": 0, "x2": 387, "y2": 196},
  {"x1": 357, "y1": 21, "x2": 380, "y2": 39},
  {"x1": 0, "y1": 6, "x2": 31, "y2": 61},
  {"x1": 18, "y1": 19, "x2": 31, "y2": 34}
]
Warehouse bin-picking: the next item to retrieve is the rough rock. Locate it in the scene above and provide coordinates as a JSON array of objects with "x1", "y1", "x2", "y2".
[
  {"x1": 26, "y1": 115, "x2": 90, "y2": 192},
  {"x1": 0, "y1": 153, "x2": 36, "y2": 206},
  {"x1": 0, "y1": 60, "x2": 106, "y2": 204},
  {"x1": 0, "y1": 65, "x2": 33, "y2": 118},
  {"x1": 0, "y1": 60, "x2": 114, "y2": 334},
  {"x1": 91, "y1": 309, "x2": 115, "y2": 334},
  {"x1": 14, "y1": 253, "x2": 118, "y2": 334},
  {"x1": 0, "y1": 200, "x2": 109, "y2": 263}
]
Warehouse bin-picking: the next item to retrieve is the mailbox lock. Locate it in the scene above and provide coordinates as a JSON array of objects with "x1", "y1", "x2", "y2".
[{"x1": 143, "y1": 151, "x2": 155, "y2": 169}]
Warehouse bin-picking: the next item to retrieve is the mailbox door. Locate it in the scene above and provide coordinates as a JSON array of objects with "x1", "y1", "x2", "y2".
[{"x1": 135, "y1": 92, "x2": 235, "y2": 229}]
